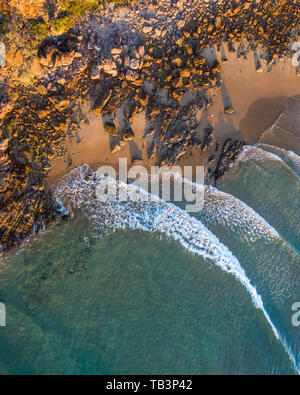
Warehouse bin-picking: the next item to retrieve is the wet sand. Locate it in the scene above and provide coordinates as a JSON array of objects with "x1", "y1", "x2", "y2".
[
  {"x1": 48, "y1": 47, "x2": 300, "y2": 185},
  {"x1": 209, "y1": 49, "x2": 300, "y2": 144},
  {"x1": 259, "y1": 97, "x2": 300, "y2": 154}
]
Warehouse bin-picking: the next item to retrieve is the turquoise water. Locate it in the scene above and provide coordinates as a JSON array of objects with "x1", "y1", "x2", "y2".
[{"x1": 0, "y1": 144, "x2": 299, "y2": 374}]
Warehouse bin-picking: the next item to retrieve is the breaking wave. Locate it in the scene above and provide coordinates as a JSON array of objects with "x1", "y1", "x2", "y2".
[
  {"x1": 54, "y1": 164, "x2": 299, "y2": 374},
  {"x1": 256, "y1": 143, "x2": 300, "y2": 179},
  {"x1": 218, "y1": 145, "x2": 300, "y2": 251}
]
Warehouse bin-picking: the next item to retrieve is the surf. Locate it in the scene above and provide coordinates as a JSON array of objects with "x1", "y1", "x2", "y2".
[
  {"x1": 54, "y1": 164, "x2": 300, "y2": 374},
  {"x1": 217, "y1": 145, "x2": 300, "y2": 251},
  {"x1": 256, "y1": 143, "x2": 300, "y2": 179}
]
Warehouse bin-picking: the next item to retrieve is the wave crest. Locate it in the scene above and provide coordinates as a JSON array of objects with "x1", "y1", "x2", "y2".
[{"x1": 52, "y1": 164, "x2": 300, "y2": 371}]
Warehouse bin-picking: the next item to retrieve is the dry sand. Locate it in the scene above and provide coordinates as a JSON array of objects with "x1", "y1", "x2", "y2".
[{"x1": 48, "y1": 46, "x2": 300, "y2": 185}]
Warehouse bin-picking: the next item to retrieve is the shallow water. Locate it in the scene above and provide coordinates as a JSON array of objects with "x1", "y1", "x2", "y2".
[{"x1": 0, "y1": 144, "x2": 299, "y2": 375}]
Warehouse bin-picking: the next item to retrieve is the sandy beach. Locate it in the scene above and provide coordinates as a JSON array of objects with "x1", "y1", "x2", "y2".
[
  {"x1": 1, "y1": 0, "x2": 300, "y2": 376},
  {"x1": 1, "y1": 0, "x2": 299, "y2": 251},
  {"x1": 48, "y1": 48, "x2": 300, "y2": 184}
]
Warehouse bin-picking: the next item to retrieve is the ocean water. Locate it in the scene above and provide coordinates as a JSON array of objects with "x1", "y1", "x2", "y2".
[{"x1": 0, "y1": 144, "x2": 299, "y2": 375}]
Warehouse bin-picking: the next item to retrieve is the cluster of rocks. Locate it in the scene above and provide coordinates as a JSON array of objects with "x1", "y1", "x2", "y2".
[
  {"x1": 0, "y1": 0, "x2": 299, "y2": 250},
  {"x1": 211, "y1": 139, "x2": 246, "y2": 183},
  {"x1": 75, "y1": 0, "x2": 298, "y2": 167},
  {"x1": 0, "y1": 137, "x2": 10, "y2": 192}
]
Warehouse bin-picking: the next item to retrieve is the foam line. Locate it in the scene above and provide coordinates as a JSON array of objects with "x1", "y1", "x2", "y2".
[{"x1": 256, "y1": 143, "x2": 300, "y2": 178}]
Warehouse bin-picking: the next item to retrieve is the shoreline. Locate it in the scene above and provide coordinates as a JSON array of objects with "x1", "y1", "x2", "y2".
[{"x1": 1, "y1": 0, "x2": 299, "y2": 251}]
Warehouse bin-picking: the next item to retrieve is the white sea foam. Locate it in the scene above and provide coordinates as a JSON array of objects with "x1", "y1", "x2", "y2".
[
  {"x1": 237, "y1": 145, "x2": 287, "y2": 164},
  {"x1": 121, "y1": 170, "x2": 283, "y2": 245},
  {"x1": 257, "y1": 144, "x2": 300, "y2": 164},
  {"x1": 237, "y1": 145, "x2": 300, "y2": 181},
  {"x1": 54, "y1": 164, "x2": 300, "y2": 374},
  {"x1": 169, "y1": 174, "x2": 281, "y2": 244}
]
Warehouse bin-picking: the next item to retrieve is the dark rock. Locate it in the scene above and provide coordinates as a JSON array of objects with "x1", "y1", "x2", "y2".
[
  {"x1": 201, "y1": 126, "x2": 213, "y2": 152},
  {"x1": 224, "y1": 105, "x2": 235, "y2": 114},
  {"x1": 104, "y1": 120, "x2": 117, "y2": 136},
  {"x1": 92, "y1": 89, "x2": 112, "y2": 114},
  {"x1": 211, "y1": 139, "x2": 245, "y2": 184},
  {"x1": 38, "y1": 32, "x2": 79, "y2": 59},
  {"x1": 67, "y1": 156, "x2": 72, "y2": 167},
  {"x1": 122, "y1": 126, "x2": 135, "y2": 141}
]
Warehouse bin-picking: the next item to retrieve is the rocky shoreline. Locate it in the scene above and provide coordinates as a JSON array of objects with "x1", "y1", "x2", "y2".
[{"x1": 0, "y1": 0, "x2": 299, "y2": 251}]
